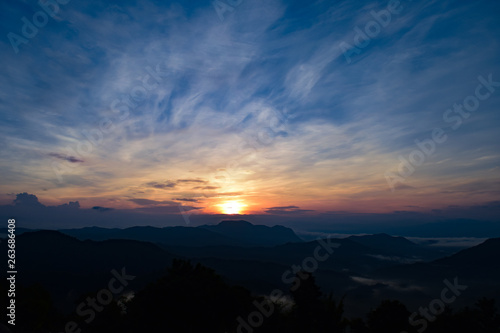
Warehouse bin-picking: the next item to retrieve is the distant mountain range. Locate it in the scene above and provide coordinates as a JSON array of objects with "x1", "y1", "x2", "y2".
[
  {"x1": 374, "y1": 237, "x2": 500, "y2": 285},
  {"x1": 2, "y1": 221, "x2": 500, "y2": 317},
  {"x1": 51, "y1": 220, "x2": 303, "y2": 247}
]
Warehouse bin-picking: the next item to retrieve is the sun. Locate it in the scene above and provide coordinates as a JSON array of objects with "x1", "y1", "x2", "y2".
[{"x1": 218, "y1": 201, "x2": 246, "y2": 215}]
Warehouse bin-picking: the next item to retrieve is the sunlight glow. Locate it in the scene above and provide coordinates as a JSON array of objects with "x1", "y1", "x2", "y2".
[{"x1": 218, "y1": 201, "x2": 246, "y2": 215}]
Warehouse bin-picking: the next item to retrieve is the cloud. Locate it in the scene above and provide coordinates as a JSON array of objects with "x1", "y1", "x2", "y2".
[
  {"x1": 145, "y1": 179, "x2": 210, "y2": 191},
  {"x1": 92, "y1": 206, "x2": 113, "y2": 212},
  {"x1": 13, "y1": 193, "x2": 45, "y2": 207},
  {"x1": 434, "y1": 201, "x2": 500, "y2": 220},
  {"x1": 49, "y1": 153, "x2": 84, "y2": 163},
  {"x1": 174, "y1": 198, "x2": 199, "y2": 202},
  {"x1": 393, "y1": 183, "x2": 415, "y2": 190},
  {"x1": 268, "y1": 205, "x2": 300, "y2": 210},
  {"x1": 176, "y1": 179, "x2": 208, "y2": 184},
  {"x1": 193, "y1": 186, "x2": 219, "y2": 190},
  {"x1": 57, "y1": 201, "x2": 80, "y2": 209},
  {"x1": 265, "y1": 205, "x2": 314, "y2": 215},
  {"x1": 0, "y1": 193, "x2": 202, "y2": 228},
  {"x1": 215, "y1": 192, "x2": 243, "y2": 196},
  {"x1": 134, "y1": 205, "x2": 203, "y2": 215},
  {"x1": 128, "y1": 198, "x2": 177, "y2": 206},
  {"x1": 1, "y1": 192, "x2": 499, "y2": 234},
  {"x1": 350, "y1": 276, "x2": 425, "y2": 292},
  {"x1": 0, "y1": 0, "x2": 499, "y2": 218},
  {"x1": 407, "y1": 236, "x2": 487, "y2": 249},
  {"x1": 145, "y1": 181, "x2": 177, "y2": 189},
  {"x1": 366, "y1": 254, "x2": 420, "y2": 264}
]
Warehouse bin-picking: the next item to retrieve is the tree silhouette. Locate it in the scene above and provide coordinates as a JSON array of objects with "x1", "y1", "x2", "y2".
[
  {"x1": 124, "y1": 259, "x2": 254, "y2": 332},
  {"x1": 366, "y1": 300, "x2": 414, "y2": 333},
  {"x1": 426, "y1": 298, "x2": 500, "y2": 333},
  {"x1": 289, "y1": 270, "x2": 346, "y2": 332},
  {"x1": 475, "y1": 298, "x2": 500, "y2": 333},
  {"x1": 0, "y1": 281, "x2": 62, "y2": 331}
]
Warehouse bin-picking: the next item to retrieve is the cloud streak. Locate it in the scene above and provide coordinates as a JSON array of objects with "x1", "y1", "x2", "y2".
[{"x1": 0, "y1": 0, "x2": 498, "y2": 219}]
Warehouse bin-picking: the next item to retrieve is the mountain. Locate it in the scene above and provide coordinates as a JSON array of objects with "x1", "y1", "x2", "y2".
[
  {"x1": 198, "y1": 220, "x2": 303, "y2": 246},
  {"x1": 163, "y1": 235, "x2": 456, "y2": 317},
  {"x1": 59, "y1": 225, "x2": 238, "y2": 247},
  {"x1": 432, "y1": 237, "x2": 500, "y2": 271},
  {"x1": 348, "y1": 233, "x2": 419, "y2": 249},
  {"x1": 375, "y1": 237, "x2": 500, "y2": 281},
  {"x1": 367, "y1": 237, "x2": 500, "y2": 312},
  {"x1": 347, "y1": 233, "x2": 445, "y2": 261},
  {"x1": 58, "y1": 220, "x2": 302, "y2": 247},
  {"x1": 3, "y1": 230, "x2": 178, "y2": 311},
  {"x1": 165, "y1": 235, "x2": 444, "y2": 279},
  {"x1": 4, "y1": 229, "x2": 500, "y2": 319},
  {"x1": 0, "y1": 227, "x2": 37, "y2": 236}
]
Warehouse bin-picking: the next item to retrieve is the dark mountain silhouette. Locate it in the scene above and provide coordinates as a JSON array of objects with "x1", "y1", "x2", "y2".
[
  {"x1": 367, "y1": 237, "x2": 500, "y2": 314},
  {"x1": 165, "y1": 235, "x2": 442, "y2": 277},
  {"x1": 4, "y1": 230, "x2": 178, "y2": 311},
  {"x1": 57, "y1": 220, "x2": 302, "y2": 247},
  {"x1": 160, "y1": 236, "x2": 446, "y2": 312},
  {"x1": 347, "y1": 233, "x2": 445, "y2": 260},
  {"x1": 58, "y1": 225, "x2": 238, "y2": 247},
  {"x1": 199, "y1": 220, "x2": 303, "y2": 246},
  {"x1": 348, "y1": 233, "x2": 419, "y2": 249},
  {"x1": 375, "y1": 237, "x2": 500, "y2": 281},
  {"x1": 5, "y1": 228, "x2": 500, "y2": 320},
  {"x1": 432, "y1": 237, "x2": 500, "y2": 271},
  {"x1": 0, "y1": 227, "x2": 37, "y2": 236}
]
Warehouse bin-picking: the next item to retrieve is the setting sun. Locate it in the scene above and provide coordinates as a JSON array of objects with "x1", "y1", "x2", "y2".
[{"x1": 218, "y1": 201, "x2": 246, "y2": 215}]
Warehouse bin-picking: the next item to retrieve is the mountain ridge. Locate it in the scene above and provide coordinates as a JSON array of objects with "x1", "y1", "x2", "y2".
[{"x1": 54, "y1": 219, "x2": 302, "y2": 247}]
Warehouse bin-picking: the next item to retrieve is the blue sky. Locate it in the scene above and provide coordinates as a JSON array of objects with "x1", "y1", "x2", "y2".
[{"x1": 0, "y1": 0, "x2": 499, "y2": 224}]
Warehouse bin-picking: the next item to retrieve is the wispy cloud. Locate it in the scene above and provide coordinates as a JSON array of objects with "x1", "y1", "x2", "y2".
[
  {"x1": 49, "y1": 153, "x2": 84, "y2": 163},
  {"x1": 0, "y1": 0, "x2": 499, "y2": 217},
  {"x1": 128, "y1": 198, "x2": 177, "y2": 206},
  {"x1": 265, "y1": 205, "x2": 314, "y2": 215}
]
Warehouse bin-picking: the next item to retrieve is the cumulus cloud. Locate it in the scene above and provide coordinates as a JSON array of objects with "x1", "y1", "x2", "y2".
[
  {"x1": 58, "y1": 201, "x2": 81, "y2": 209},
  {"x1": 0, "y1": 193, "x2": 201, "y2": 228},
  {"x1": 13, "y1": 193, "x2": 45, "y2": 207}
]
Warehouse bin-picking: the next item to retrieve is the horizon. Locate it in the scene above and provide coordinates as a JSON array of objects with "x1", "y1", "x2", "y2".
[
  {"x1": 1, "y1": 192, "x2": 499, "y2": 238},
  {"x1": 2, "y1": 217, "x2": 489, "y2": 250},
  {"x1": 2, "y1": 0, "x2": 500, "y2": 330}
]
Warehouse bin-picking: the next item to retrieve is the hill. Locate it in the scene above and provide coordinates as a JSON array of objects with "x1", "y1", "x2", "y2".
[{"x1": 58, "y1": 220, "x2": 302, "y2": 247}]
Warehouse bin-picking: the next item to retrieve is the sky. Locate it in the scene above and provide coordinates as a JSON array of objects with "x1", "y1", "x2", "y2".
[{"x1": 0, "y1": 0, "x2": 499, "y2": 229}]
